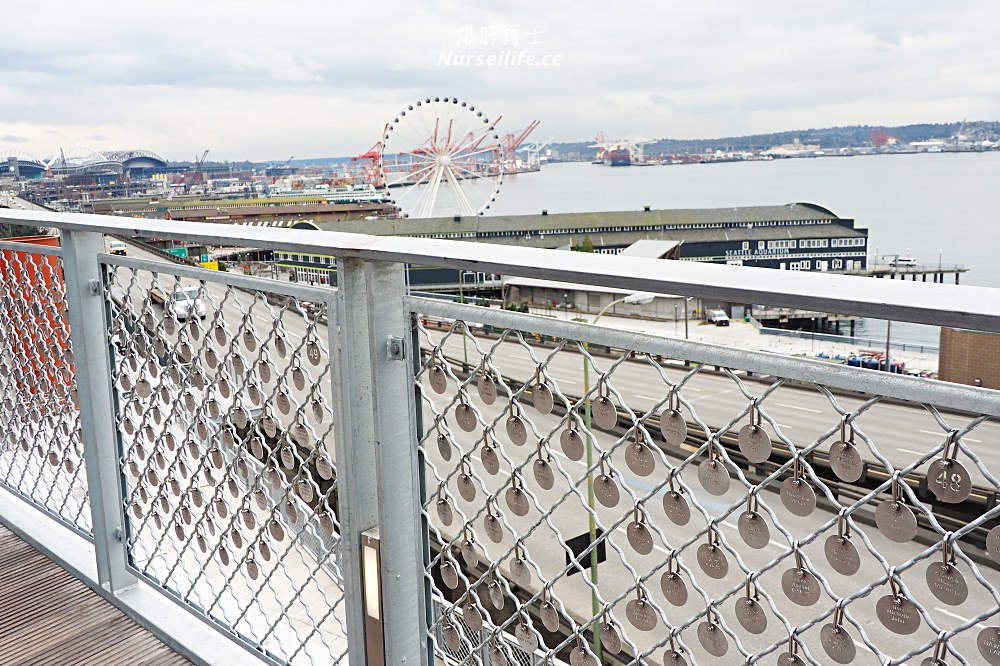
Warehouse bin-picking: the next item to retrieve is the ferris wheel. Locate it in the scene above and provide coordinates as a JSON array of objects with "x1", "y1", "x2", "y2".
[{"x1": 378, "y1": 97, "x2": 504, "y2": 218}]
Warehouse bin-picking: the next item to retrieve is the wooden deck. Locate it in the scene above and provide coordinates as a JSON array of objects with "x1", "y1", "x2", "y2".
[{"x1": 0, "y1": 524, "x2": 191, "y2": 666}]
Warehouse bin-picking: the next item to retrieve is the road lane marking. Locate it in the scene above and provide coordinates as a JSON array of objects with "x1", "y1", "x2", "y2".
[
  {"x1": 775, "y1": 402, "x2": 822, "y2": 414},
  {"x1": 896, "y1": 448, "x2": 927, "y2": 456},
  {"x1": 636, "y1": 394, "x2": 664, "y2": 402},
  {"x1": 934, "y1": 607, "x2": 988, "y2": 629},
  {"x1": 689, "y1": 388, "x2": 735, "y2": 404},
  {"x1": 549, "y1": 376, "x2": 578, "y2": 386}
]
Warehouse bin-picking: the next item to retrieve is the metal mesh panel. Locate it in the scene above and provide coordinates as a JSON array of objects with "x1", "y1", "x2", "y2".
[
  {"x1": 0, "y1": 242, "x2": 91, "y2": 535},
  {"x1": 413, "y1": 306, "x2": 1000, "y2": 666},
  {"x1": 104, "y1": 260, "x2": 346, "y2": 665}
]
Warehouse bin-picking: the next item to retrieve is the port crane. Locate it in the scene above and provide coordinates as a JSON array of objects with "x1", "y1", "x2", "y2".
[{"x1": 500, "y1": 120, "x2": 540, "y2": 170}]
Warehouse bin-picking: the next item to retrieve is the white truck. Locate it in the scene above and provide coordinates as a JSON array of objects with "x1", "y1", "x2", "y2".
[{"x1": 708, "y1": 309, "x2": 731, "y2": 326}]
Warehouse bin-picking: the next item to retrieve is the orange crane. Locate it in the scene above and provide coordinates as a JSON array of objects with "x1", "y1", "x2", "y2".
[{"x1": 501, "y1": 120, "x2": 540, "y2": 169}]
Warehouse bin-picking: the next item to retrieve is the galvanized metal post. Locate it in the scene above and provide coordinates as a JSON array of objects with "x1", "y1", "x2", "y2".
[
  {"x1": 366, "y1": 260, "x2": 428, "y2": 666},
  {"x1": 61, "y1": 230, "x2": 137, "y2": 593},
  {"x1": 332, "y1": 258, "x2": 381, "y2": 665}
]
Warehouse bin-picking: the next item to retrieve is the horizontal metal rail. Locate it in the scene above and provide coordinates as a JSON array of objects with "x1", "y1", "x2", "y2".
[{"x1": 3, "y1": 208, "x2": 1000, "y2": 332}]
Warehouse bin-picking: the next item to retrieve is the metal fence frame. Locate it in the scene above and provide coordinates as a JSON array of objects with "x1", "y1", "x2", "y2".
[{"x1": 0, "y1": 208, "x2": 999, "y2": 665}]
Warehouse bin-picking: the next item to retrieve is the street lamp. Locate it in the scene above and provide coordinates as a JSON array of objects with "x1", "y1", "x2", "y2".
[{"x1": 582, "y1": 291, "x2": 654, "y2": 660}]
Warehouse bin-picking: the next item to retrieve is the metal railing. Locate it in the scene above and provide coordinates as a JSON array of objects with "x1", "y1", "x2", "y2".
[{"x1": 0, "y1": 207, "x2": 999, "y2": 666}]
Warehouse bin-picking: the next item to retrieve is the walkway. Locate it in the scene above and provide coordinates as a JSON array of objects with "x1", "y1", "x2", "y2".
[{"x1": 0, "y1": 524, "x2": 191, "y2": 666}]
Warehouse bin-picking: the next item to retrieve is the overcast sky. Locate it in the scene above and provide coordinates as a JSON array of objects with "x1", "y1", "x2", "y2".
[{"x1": 1, "y1": 1, "x2": 997, "y2": 162}]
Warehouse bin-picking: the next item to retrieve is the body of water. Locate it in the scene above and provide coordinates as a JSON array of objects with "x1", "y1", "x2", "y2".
[{"x1": 487, "y1": 152, "x2": 1000, "y2": 346}]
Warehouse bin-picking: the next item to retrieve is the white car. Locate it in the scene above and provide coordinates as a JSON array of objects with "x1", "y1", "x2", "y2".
[{"x1": 171, "y1": 287, "x2": 207, "y2": 321}]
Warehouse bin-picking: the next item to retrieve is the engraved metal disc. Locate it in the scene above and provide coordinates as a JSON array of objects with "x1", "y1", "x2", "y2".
[
  {"x1": 305, "y1": 340, "x2": 322, "y2": 366},
  {"x1": 824, "y1": 536, "x2": 861, "y2": 576},
  {"x1": 510, "y1": 557, "x2": 531, "y2": 588},
  {"x1": 627, "y1": 521, "x2": 654, "y2": 555},
  {"x1": 821, "y1": 624, "x2": 857, "y2": 664},
  {"x1": 988, "y1": 526, "x2": 1000, "y2": 562},
  {"x1": 461, "y1": 540, "x2": 479, "y2": 568},
  {"x1": 777, "y1": 653, "x2": 805, "y2": 665},
  {"x1": 625, "y1": 443, "x2": 656, "y2": 477},
  {"x1": 925, "y1": 562, "x2": 968, "y2": 606},
  {"x1": 697, "y1": 544, "x2": 729, "y2": 579},
  {"x1": 457, "y1": 473, "x2": 477, "y2": 502},
  {"x1": 462, "y1": 599, "x2": 483, "y2": 632},
  {"x1": 232, "y1": 353, "x2": 246, "y2": 377},
  {"x1": 662, "y1": 491, "x2": 691, "y2": 526},
  {"x1": 697, "y1": 621, "x2": 728, "y2": 657},
  {"x1": 698, "y1": 460, "x2": 731, "y2": 496},
  {"x1": 781, "y1": 568, "x2": 821, "y2": 606},
  {"x1": 455, "y1": 404, "x2": 477, "y2": 433},
  {"x1": 663, "y1": 649, "x2": 689, "y2": 666},
  {"x1": 532, "y1": 383, "x2": 554, "y2": 414},
  {"x1": 484, "y1": 515, "x2": 503, "y2": 543},
  {"x1": 487, "y1": 581, "x2": 505, "y2": 609},
  {"x1": 436, "y1": 498, "x2": 454, "y2": 526},
  {"x1": 316, "y1": 454, "x2": 334, "y2": 480},
  {"x1": 625, "y1": 598, "x2": 658, "y2": 631},
  {"x1": 591, "y1": 396, "x2": 618, "y2": 430},
  {"x1": 478, "y1": 374, "x2": 497, "y2": 404},
  {"x1": 533, "y1": 459, "x2": 555, "y2": 490},
  {"x1": 292, "y1": 366, "x2": 306, "y2": 392},
  {"x1": 738, "y1": 424, "x2": 772, "y2": 463},
  {"x1": 436, "y1": 433, "x2": 452, "y2": 461},
  {"x1": 268, "y1": 520, "x2": 285, "y2": 542},
  {"x1": 659, "y1": 409, "x2": 687, "y2": 446},
  {"x1": 276, "y1": 391, "x2": 292, "y2": 415},
  {"x1": 830, "y1": 441, "x2": 863, "y2": 483},
  {"x1": 977, "y1": 627, "x2": 1000, "y2": 665},
  {"x1": 481, "y1": 446, "x2": 500, "y2": 475},
  {"x1": 440, "y1": 559, "x2": 459, "y2": 589},
  {"x1": 660, "y1": 572, "x2": 688, "y2": 606},
  {"x1": 738, "y1": 510, "x2": 771, "y2": 549},
  {"x1": 594, "y1": 474, "x2": 620, "y2": 507},
  {"x1": 560, "y1": 429, "x2": 584, "y2": 461},
  {"x1": 735, "y1": 597, "x2": 767, "y2": 634},
  {"x1": 780, "y1": 478, "x2": 817, "y2": 517},
  {"x1": 428, "y1": 365, "x2": 447, "y2": 394},
  {"x1": 875, "y1": 501, "x2": 918, "y2": 543},
  {"x1": 515, "y1": 621, "x2": 539, "y2": 653},
  {"x1": 442, "y1": 622, "x2": 462, "y2": 652},
  {"x1": 876, "y1": 594, "x2": 921, "y2": 635},
  {"x1": 570, "y1": 647, "x2": 597, "y2": 666},
  {"x1": 506, "y1": 416, "x2": 527, "y2": 446},
  {"x1": 539, "y1": 601, "x2": 560, "y2": 632},
  {"x1": 600, "y1": 622, "x2": 622, "y2": 655},
  {"x1": 505, "y1": 487, "x2": 530, "y2": 516},
  {"x1": 280, "y1": 445, "x2": 295, "y2": 468},
  {"x1": 928, "y1": 458, "x2": 972, "y2": 504}
]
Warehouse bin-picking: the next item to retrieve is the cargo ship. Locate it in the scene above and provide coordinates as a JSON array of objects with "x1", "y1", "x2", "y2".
[{"x1": 603, "y1": 148, "x2": 631, "y2": 167}]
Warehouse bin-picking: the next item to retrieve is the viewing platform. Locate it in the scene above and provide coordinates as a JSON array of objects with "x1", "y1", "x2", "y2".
[{"x1": 1, "y1": 208, "x2": 999, "y2": 665}]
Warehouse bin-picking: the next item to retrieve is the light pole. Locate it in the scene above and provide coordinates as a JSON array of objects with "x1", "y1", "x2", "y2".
[{"x1": 582, "y1": 291, "x2": 654, "y2": 661}]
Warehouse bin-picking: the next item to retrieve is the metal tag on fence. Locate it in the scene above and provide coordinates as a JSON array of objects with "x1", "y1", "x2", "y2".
[
  {"x1": 780, "y1": 478, "x2": 816, "y2": 517},
  {"x1": 429, "y1": 364, "x2": 447, "y2": 394},
  {"x1": 560, "y1": 429, "x2": 584, "y2": 461},
  {"x1": 442, "y1": 621, "x2": 461, "y2": 652},
  {"x1": 505, "y1": 487, "x2": 529, "y2": 516},
  {"x1": 539, "y1": 600, "x2": 560, "y2": 632},
  {"x1": 510, "y1": 557, "x2": 531, "y2": 588},
  {"x1": 487, "y1": 579, "x2": 504, "y2": 609},
  {"x1": 977, "y1": 627, "x2": 1000, "y2": 665},
  {"x1": 738, "y1": 424, "x2": 771, "y2": 463},
  {"x1": 600, "y1": 622, "x2": 622, "y2": 654},
  {"x1": 662, "y1": 491, "x2": 691, "y2": 526},
  {"x1": 257, "y1": 359, "x2": 272, "y2": 384},
  {"x1": 781, "y1": 568, "x2": 821, "y2": 606},
  {"x1": 735, "y1": 597, "x2": 767, "y2": 634},
  {"x1": 625, "y1": 442, "x2": 656, "y2": 477},
  {"x1": 457, "y1": 473, "x2": 477, "y2": 502},
  {"x1": 455, "y1": 404, "x2": 477, "y2": 433},
  {"x1": 660, "y1": 571, "x2": 688, "y2": 606},
  {"x1": 876, "y1": 594, "x2": 921, "y2": 635},
  {"x1": 825, "y1": 536, "x2": 861, "y2": 576},
  {"x1": 875, "y1": 501, "x2": 918, "y2": 543},
  {"x1": 988, "y1": 526, "x2": 1000, "y2": 562},
  {"x1": 461, "y1": 539, "x2": 479, "y2": 568},
  {"x1": 515, "y1": 620, "x2": 539, "y2": 652},
  {"x1": 659, "y1": 409, "x2": 687, "y2": 446},
  {"x1": 478, "y1": 374, "x2": 497, "y2": 405},
  {"x1": 591, "y1": 396, "x2": 617, "y2": 430},
  {"x1": 462, "y1": 599, "x2": 483, "y2": 631},
  {"x1": 698, "y1": 460, "x2": 730, "y2": 496},
  {"x1": 625, "y1": 598, "x2": 658, "y2": 631},
  {"x1": 594, "y1": 474, "x2": 620, "y2": 507},
  {"x1": 697, "y1": 544, "x2": 729, "y2": 579},
  {"x1": 532, "y1": 383, "x2": 554, "y2": 415},
  {"x1": 926, "y1": 561, "x2": 968, "y2": 606},
  {"x1": 830, "y1": 440, "x2": 863, "y2": 482},
  {"x1": 436, "y1": 498, "x2": 454, "y2": 526},
  {"x1": 929, "y1": 458, "x2": 971, "y2": 504},
  {"x1": 533, "y1": 459, "x2": 555, "y2": 490},
  {"x1": 569, "y1": 646, "x2": 597, "y2": 666},
  {"x1": 484, "y1": 514, "x2": 503, "y2": 543},
  {"x1": 697, "y1": 620, "x2": 728, "y2": 657},
  {"x1": 627, "y1": 521, "x2": 653, "y2": 555},
  {"x1": 821, "y1": 623, "x2": 857, "y2": 664},
  {"x1": 506, "y1": 415, "x2": 527, "y2": 446},
  {"x1": 481, "y1": 445, "x2": 500, "y2": 475},
  {"x1": 738, "y1": 510, "x2": 771, "y2": 550},
  {"x1": 662, "y1": 649, "x2": 688, "y2": 666}
]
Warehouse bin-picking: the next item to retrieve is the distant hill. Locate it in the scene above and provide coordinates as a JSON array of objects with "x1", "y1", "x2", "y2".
[{"x1": 551, "y1": 121, "x2": 1000, "y2": 158}]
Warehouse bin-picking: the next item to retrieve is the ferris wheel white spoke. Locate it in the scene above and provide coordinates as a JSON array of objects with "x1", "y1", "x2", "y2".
[
  {"x1": 383, "y1": 162, "x2": 436, "y2": 188},
  {"x1": 413, "y1": 166, "x2": 444, "y2": 218},
  {"x1": 392, "y1": 166, "x2": 437, "y2": 202},
  {"x1": 450, "y1": 162, "x2": 491, "y2": 181},
  {"x1": 448, "y1": 144, "x2": 499, "y2": 161},
  {"x1": 443, "y1": 167, "x2": 477, "y2": 217}
]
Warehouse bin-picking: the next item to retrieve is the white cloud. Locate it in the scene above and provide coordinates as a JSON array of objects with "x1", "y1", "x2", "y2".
[{"x1": 0, "y1": 0, "x2": 996, "y2": 160}]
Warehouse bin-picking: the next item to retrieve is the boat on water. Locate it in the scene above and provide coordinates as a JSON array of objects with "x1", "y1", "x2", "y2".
[{"x1": 603, "y1": 148, "x2": 631, "y2": 166}]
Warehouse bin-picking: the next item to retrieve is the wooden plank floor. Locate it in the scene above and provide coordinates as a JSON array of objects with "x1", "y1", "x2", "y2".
[{"x1": 0, "y1": 525, "x2": 192, "y2": 666}]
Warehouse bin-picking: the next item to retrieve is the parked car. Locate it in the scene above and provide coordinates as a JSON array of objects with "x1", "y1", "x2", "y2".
[{"x1": 708, "y1": 309, "x2": 730, "y2": 326}]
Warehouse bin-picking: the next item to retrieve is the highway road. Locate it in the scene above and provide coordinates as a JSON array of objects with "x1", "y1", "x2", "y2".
[{"x1": 114, "y1": 240, "x2": 1000, "y2": 664}]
